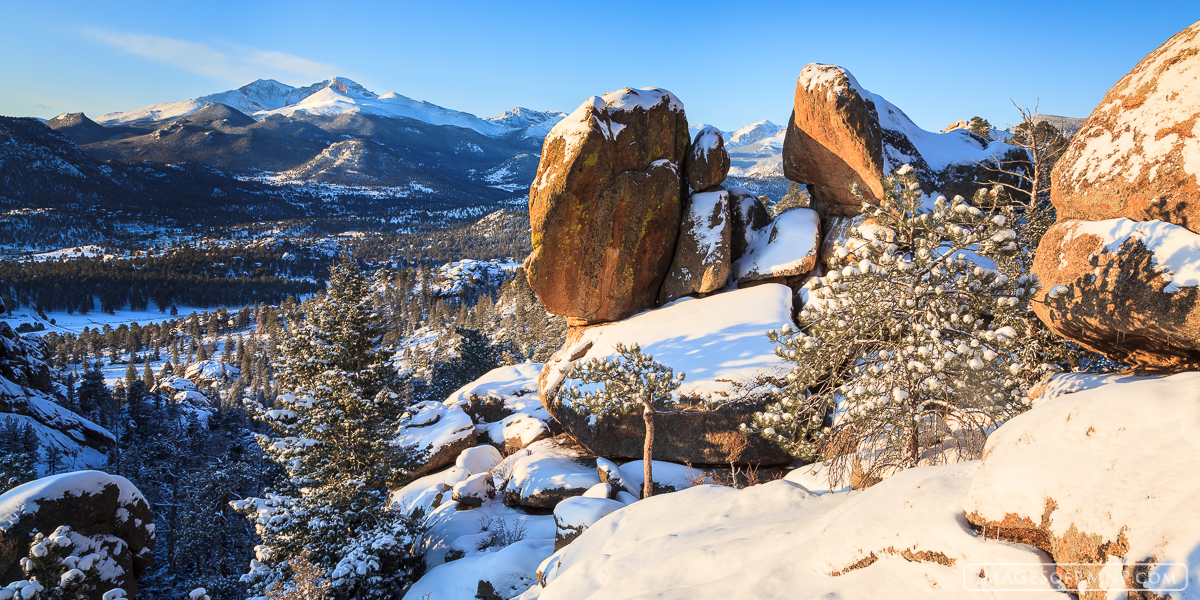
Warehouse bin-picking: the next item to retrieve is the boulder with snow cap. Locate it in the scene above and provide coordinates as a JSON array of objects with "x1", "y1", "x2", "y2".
[
  {"x1": 539, "y1": 285, "x2": 796, "y2": 466},
  {"x1": 452, "y1": 473, "x2": 497, "y2": 509},
  {"x1": 783, "y1": 63, "x2": 885, "y2": 216},
  {"x1": 966, "y1": 373, "x2": 1200, "y2": 598},
  {"x1": 445, "y1": 363, "x2": 553, "y2": 453},
  {"x1": 1030, "y1": 21, "x2": 1200, "y2": 370},
  {"x1": 524, "y1": 87, "x2": 690, "y2": 325},
  {"x1": 498, "y1": 440, "x2": 602, "y2": 510},
  {"x1": 1032, "y1": 218, "x2": 1200, "y2": 370},
  {"x1": 658, "y1": 189, "x2": 733, "y2": 304},
  {"x1": 553, "y1": 496, "x2": 625, "y2": 551},
  {"x1": 685, "y1": 126, "x2": 730, "y2": 192},
  {"x1": 394, "y1": 401, "x2": 478, "y2": 476},
  {"x1": 182, "y1": 360, "x2": 240, "y2": 388},
  {"x1": 732, "y1": 207, "x2": 821, "y2": 287},
  {"x1": 1050, "y1": 20, "x2": 1200, "y2": 229},
  {"x1": 0, "y1": 471, "x2": 155, "y2": 599},
  {"x1": 783, "y1": 63, "x2": 1028, "y2": 217}
]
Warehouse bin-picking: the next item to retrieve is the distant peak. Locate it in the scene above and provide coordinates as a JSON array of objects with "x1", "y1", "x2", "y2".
[{"x1": 323, "y1": 77, "x2": 376, "y2": 98}]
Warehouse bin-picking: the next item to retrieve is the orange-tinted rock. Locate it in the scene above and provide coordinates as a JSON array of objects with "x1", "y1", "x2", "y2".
[
  {"x1": 685, "y1": 126, "x2": 730, "y2": 192},
  {"x1": 1051, "y1": 20, "x2": 1200, "y2": 230},
  {"x1": 1032, "y1": 219, "x2": 1200, "y2": 370},
  {"x1": 525, "y1": 88, "x2": 689, "y2": 325},
  {"x1": 658, "y1": 189, "x2": 732, "y2": 304},
  {"x1": 783, "y1": 64, "x2": 884, "y2": 217}
]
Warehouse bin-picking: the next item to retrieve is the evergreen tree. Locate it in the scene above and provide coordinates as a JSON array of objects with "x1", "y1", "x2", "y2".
[
  {"x1": 744, "y1": 166, "x2": 1043, "y2": 487},
  {"x1": 77, "y1": 362, "x2": 108, "y2": 422},
  {"x1": 561, "y1": 343, "x2": 683, "y2": 498},
  {"x1": 236, "y1": 256, "x2": 423, "y2": 599}
]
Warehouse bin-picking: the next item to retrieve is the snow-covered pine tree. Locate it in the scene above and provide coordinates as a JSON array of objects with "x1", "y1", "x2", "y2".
[
  {"x1": 235, "y1": 256, "x2": 423, "y2": 599},
  {"x1": 744, "y1": 165, "x2": 1043, "y2": 487},
  {"x1": 560, "y1": 344, "x2": 683, "y2": 498}
]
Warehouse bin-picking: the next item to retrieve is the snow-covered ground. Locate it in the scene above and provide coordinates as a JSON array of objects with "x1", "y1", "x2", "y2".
[{"x1": 9, "y1": 304, "x2": 239, "y2": 337}]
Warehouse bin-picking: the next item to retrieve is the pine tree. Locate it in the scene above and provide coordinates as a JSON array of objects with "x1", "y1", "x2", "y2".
[
  {"x1": 744, "y1": 166, "x2": 1043, "y2": 488},
  {"x1": 236, "y1": 256, "x2": 423, "y2": 599},
  {"x1": 560, "y1": 343, "x2": 683, "y2": 498}
]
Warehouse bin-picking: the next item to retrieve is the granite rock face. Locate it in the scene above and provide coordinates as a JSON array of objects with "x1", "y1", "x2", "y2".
[{"x1": 525, "y1": 87, "x2": 690, "y2": 326}]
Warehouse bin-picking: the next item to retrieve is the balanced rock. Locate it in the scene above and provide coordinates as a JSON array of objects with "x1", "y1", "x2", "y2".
[
  {"x1": 685, "y1": 126, "x2": 730, "y2": 192},
  {"x1": 0, "y1": 471, "x2": 155, "y2": 599},
  {"x1": 658, "y1": 189, "x2": 733, "y2": 304},
  {"x1": 539, "y1": 284, "x2": 796, "y2": 466},
  {"x1": 783, "y1": 64, "x2": 885, "y2": 216},
  {"x1": 783, "y1": 63, "x2": 1028, "y2": 217},
  {"x1": 1032, "y1": 218, "x2": 1200, "y2": 370},
  {"x1": 525, "y1": 87, "x2": 690, "y2": 325},
  {"x1": 1051, "y1": 20, "x2": 1200, "y2": 228}
]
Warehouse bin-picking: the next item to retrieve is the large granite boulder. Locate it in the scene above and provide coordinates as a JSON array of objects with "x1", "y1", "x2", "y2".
[
  {"x1": 783, "y1": 64, "x2": 885, "y2": 216},
  {"x1": 966, "y1": 373, "x2": 1200, "y2": 598},
  {"x1": 0, "y1": 471, "x2": 155, "y2": 599},
  {"x1": 658, "y1": 189, "x2": 733, "y2": 304},
  {"x1": 685, "y1": 126, "x2": 730, "y2": 193},
  {"x1": 1050, "y1": 20, "x2": 1200, "y2": 229},
  {"x1": 539, "y1": 284, "x2": 796, "y2": 466},
  {"x1": 1032, "y1": 218, "x2": 1200, "y2": 370},
  {"x1": 783, "y1": 64, "x2": 1028, "y2": 218},
  {"x1": 1032, "y1": 21, "x2": 1200, "y2": 370},
  {"x1": 525, "y1": 87, "x2": 690, "y2": 325},
  {"x1": 394, "y1": 401, "x2": 478, "y2": 477}
]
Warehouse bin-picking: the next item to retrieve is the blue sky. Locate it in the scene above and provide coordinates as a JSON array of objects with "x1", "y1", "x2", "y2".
[{"x1": 0, "y1": 1, "x2": 1194, "y2": 132}]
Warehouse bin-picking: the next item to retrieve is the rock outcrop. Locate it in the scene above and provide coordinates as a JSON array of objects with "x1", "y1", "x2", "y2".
[
  {"x1": 1050, "y1": 21, "x2": 1200, "y2": 228},
  {"x1": 685, "y1": 126, "x2": 730, "y2": 193},
  {"x1": 783, "y1": 63, "x2": 1028, "y2": 218},
  {"x1": 727, "y1": 186, "x2": 772, "y2": 261},
  {"x1": 394, "y1": 401, "x2": 478, "y2": 477},
  {"x1": 783, "y1": 64, "x2": 885, "y2": 216},
  {"x1": 0, "y1": 471, "x2": 155, "y2": 599},
  {"x1": 1033, "y1": 219, "x2": 1200, "y2": 369},
  {"x1": 525, "y1": 87, "x2": 690, "y2": 325},
  {"x1": 658, "y1": 189, "x2": 733, "y2": 304},
  {"x1": 539, "y1": 285, "x2": 796, "y2": 466},
  {"x1": 1032, "y1": 20, "x2": 1200, "y2": 370}
]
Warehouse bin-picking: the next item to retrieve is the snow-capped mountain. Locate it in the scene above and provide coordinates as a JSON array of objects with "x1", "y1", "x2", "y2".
[
  {"x1": 101, "y1": 77, "x2": 565, "y2": 140},
  {"x1": 686, "y1": 120, "x2": 786, "y2": 178},
  {"x1": 725, "y1": 120, "x2": 785, "y2": 149}
]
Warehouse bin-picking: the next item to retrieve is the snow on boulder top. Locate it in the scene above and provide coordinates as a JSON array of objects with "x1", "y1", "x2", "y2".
[
  {"x1": 1064, "y1": 218, "x2": 1200, "y2": 292},
  {"x1": 545, "y1": 284, "x2": 794, "y2": 400},
  {"x1": 542, "y1": 87, "x2": 684, "y2": 164},
  {"x1": 1062, "y1": 21, "x2": 1200, "y2": 189},
  {"x1": 692, "y1": 126, "x2": 723, "y2": 157},
  {"x1": 0, "y1": 470, "x2": 144, "y2": 531},
  {"x1": 600, "y1": 87, "x2": 683, "y2": 114},
  {"x1": 798, "y1": 63, "x2": 870, "y2": 103},
  {"x1": 445, "y1": 363, "x2": 543, "y2": 407},
  {"x1": 732, "y1": 207, "x2": 820, "y2": 284}
]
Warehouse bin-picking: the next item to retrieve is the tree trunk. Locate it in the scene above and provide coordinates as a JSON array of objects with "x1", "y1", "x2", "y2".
[{"x1": 643, "y1": 401, "x2": 654, "y2": 499}]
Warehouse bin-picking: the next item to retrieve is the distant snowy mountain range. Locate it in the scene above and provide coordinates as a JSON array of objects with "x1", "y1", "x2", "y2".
[
  {"x1": 34, "y1": 77, "x2": 790, "y2": 215},
  {"x1": 98, "y1": 77, "x2": 566, "y2": 140}
]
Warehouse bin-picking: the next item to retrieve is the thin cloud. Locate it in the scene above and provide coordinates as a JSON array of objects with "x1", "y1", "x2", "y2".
[{"x1": 82, "y1": 28, "x2": 337, "y2": 84}]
